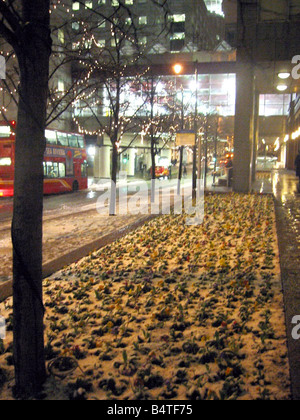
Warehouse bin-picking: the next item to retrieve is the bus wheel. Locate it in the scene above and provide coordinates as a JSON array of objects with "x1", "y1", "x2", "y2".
[{"x1": 72, "y1": 181, "x2": 79, "y2": 192}]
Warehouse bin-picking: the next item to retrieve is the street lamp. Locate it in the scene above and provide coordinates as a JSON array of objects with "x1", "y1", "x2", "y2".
[
  {"x1": 172, "y1": 62, "x2": 199, "y2": 199},
  {"x1": 173, "y1": 63, "x2": 183, "y2": 75}
]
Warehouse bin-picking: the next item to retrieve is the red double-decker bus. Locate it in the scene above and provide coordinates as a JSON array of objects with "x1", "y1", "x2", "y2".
[{"x1": 0, "y1": 121, "x2": 88, "y2": 197}]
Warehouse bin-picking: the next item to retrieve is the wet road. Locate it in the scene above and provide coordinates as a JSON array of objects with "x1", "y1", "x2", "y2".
[
  {"x1": 1, "y1": 170, "x2": 299, "y2": 226},
  {"x1": 0, "y1": 189, "x2": 103, "y2": 227},
  {"x1": 0, "y1": 177, "x2": 182, "y2": 226}
]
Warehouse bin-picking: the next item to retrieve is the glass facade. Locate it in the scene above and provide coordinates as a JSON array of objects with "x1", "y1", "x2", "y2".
[
  {"x1": 259, "y1": 94, "x2": 291, "y2": 117},
  {"x1": 204, "y1": 0, "x2": 224, "y2": 16},
  {"x1": 101, "y1": 74, "x2": 237, "y2": 118},
  {"x1": 76, "y1": 74, "x2": 290, "y2": 121}
]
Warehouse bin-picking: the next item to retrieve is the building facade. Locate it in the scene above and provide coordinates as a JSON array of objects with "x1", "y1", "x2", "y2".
[
  {"x1": 70, "y1": 0, "x2": 225, "y2": 54},
  {"x1": 232, "y1": 0, "x2": 300, "y2": 192},
  {"x1": 287, "y1": 94, "x2": 300, "y2": 170},
  {"x1": 69, "y1": 0, "x2": 227, "y2": 178}
]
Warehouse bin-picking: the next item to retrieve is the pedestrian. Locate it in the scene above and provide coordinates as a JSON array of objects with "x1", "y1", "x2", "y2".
[
  {"x1": 295, "y1": 151, "x2": 300, "y2": 190},
  {"x1": 183, "y1": 165, "x2": 187, "y2": 178},
  {"x1": 225, "y1": 157, "x2": 233, "y2": 187}
]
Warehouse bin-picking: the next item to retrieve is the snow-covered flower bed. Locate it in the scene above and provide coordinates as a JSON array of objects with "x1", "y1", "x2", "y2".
[{"x1": 0, "y1": 193, "x2": 290, "y2": 400}]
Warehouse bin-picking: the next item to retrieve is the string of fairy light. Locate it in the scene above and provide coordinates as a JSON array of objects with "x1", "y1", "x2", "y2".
[
  {"x1": 72, "y1": 70, "x2": 209, "y2": 139},
  {"x1": 49, "y1": 0, "x2": 162, "y2": 139},
  {"x1": 0, "y1": 0, "x2": 211, "y2": 146}
]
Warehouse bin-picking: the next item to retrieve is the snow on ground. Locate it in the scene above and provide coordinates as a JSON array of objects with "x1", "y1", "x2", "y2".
[
  {"x1": 0, "y1": 210, "x2": 146, "y2": 280},
  {"x1": 0, "y1": 192, "x2": 291, "y2": 400}
]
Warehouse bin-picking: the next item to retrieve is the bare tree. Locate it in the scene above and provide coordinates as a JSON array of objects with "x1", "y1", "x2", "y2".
[
  {"x1": 0, "y1": 0, "x2": 51, "y2": 396},
  {"x1": 72, "y1": 0, "x2": 171, "y2": 215},
  {"x1": 0, "y1": 0, "x2": 97, "y2": 398}
]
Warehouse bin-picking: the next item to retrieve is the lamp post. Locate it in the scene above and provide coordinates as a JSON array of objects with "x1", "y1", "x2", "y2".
[
  {"x1": 192, "y1": 63, "x2": 198, "y2": 200},
  {"x1": 173, "y1": 62, "x2": 199, "y2": 199},
  {"x1": 173, "y1": 63, "x2": 185, "y2": 196}
]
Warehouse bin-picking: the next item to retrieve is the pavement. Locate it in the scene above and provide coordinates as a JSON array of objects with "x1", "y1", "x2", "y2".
[
  {"x1": 250, "y1": 169, "x2": 300, "y2": 400},
  {"x1": 271, "y1": 170, "x2": 300, "y2": 401}
]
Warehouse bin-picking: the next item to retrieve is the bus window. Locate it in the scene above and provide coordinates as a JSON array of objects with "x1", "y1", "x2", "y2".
[
  {"x1": 59, "y1": 162, "x2": 66, "y2": 178},
  {"x1": 68, "y1": 134, "x2": 79, "y2": 148},
  {"x1": 44, "y1": 162, "x2": 59, "y2": 178},
  {"x1": 66, "y1": 156, "x2": 74, "y2": 176},
  {"x1": 45, "y1": 130, "x2": 57, "y2": 145},
  {"x1": 0, "y1": 157, "x2": 11, "y2": 166},
  {"x1": 0, "y1": 126, "x2": 11, "y2": 138},
  {"x1": 57, "y1": 132, "x2": 68, "y2": 146},
  {"x1": 81, "y1": 161, "x2": 87, "y2": 177},
  {"x1": 78, "y1": 136, "x2": 85, "y2": 149}
]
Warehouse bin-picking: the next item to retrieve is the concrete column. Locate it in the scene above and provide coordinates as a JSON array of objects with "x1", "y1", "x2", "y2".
[
  {"x1": 251, "y1": 89, "x2": 260, "y2": 183},
  {"x1": 94, "y1": 145, "x2": 111, "y2": 179},
  {"x1": 233, "y1": 60, "x2": 255, "y2": 193}
]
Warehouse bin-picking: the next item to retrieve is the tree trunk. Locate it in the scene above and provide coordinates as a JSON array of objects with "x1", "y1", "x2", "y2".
[
  {"x1": 177, "y1": 146, "x2": 184, "y2": 196},
  {"x1": 12, "y1": 3, "x2": 51, "y2": 396},
  {"x1": 110, "y1": 141, "x2": 118, "y2": 216},
  {"x1": 150, "y1": 77, "x2": 156, "y2": 204},
  {"x1": 151, "y1": 137, "x2": 156, "y2": 204}
]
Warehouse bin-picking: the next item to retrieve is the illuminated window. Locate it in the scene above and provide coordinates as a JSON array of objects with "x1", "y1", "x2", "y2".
[
  {"x1": 81, "y1": 162, "x2": 88, "y2": 177},
  {"x1": 45, "y1": 130, "x2": 57, "y2": 145},
  {"x1": 57, "y1": 132, "x2": 69, "y2": 146},
  {"x1": 139, "y1": 16, "x2": 147, "y2": 25},
  {"x1": 204, "y1": 0, "x2": 224, "y2": 17},
  {"x1": 78, "y1": 136, "x2": 85, "y2": 148},
  {"x1": 170, "y1": 33, "x2": 185, "y2": 40},
  {"x1": 59, "y1": 163, "x2": 66, "y2": 178},
  {"x1": 169, "y1": 14, "x2": 186, "y2": 23},
  {"x1": 0, "y1": 157, "x2": 11, "y2": 166},
  {"x1": 58, "y1": 80, "x2": 65, "y2": 92},
  {"x1": 259, "y1": 94, "x2": 291, "y2": 116},
  {"x1": 112, "y1": 0, "x2": 119, "y2": 6},
  {"x1": 0, "y1": 126, "x2": 11, "y2": 138},
  {"x1": 43, "y1": 162, "x2": 59, "y2": 179},
  {"x1": 85, "y1": 1, "x2": 93, "y2": 9},
  {"x1": 125, "y1": 0, "x2": 133, "y2": 4},
  {"x1": 68, "y1": 134, "x2": 79, "y2": 148},
  {"x1": 72, "y1": 1, "x2": 80, "y2": 11},
  {"x1": 58, "y1": 29, "x2": 64, "y2": 44}
]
